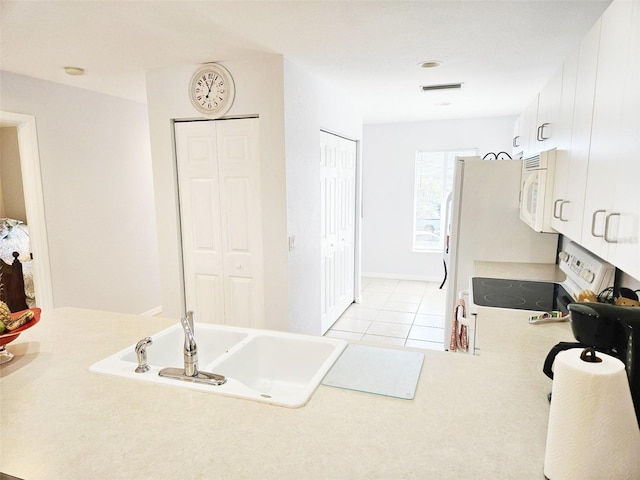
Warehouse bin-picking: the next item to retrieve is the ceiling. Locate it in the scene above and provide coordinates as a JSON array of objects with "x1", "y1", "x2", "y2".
[{"x1": 0, "y1": 0, "x2": 611, "y2": 124}]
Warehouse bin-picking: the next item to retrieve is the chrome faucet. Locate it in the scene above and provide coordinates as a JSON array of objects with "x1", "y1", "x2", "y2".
[
  {"x1": 181, "y1": 311, "x2": 198, "y2": 377},
  {"x1": 158, "y1": 311, "x2": 226, "y2": 386}
]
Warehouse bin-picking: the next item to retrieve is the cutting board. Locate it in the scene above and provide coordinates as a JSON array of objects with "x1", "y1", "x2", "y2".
[{"x1": 322, "y1": 344, "x2": 424, "y2": 400}]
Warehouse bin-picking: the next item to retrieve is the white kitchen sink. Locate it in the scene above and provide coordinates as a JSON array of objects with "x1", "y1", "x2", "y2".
[
  {"x1": 89, "y1": 323, "x2": 347, "y2": 408},
  {"x1": 212, "y1": 334, "x2": 344, "y2": 407}
]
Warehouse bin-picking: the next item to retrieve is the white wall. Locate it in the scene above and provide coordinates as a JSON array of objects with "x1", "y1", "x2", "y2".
[
  {"x1": 0, "y1": 70, "x2": 161, "y2": 314},
  {"x1": 146, "y1": 56, "x2": 363, "y2": 334},
  {"x1": 283, "y1": 59, "x2": 363, "y2": 335},
  {"x1": 362, "y1": 116, "x2": 516, "y2": 280},
  {"x1": 146, "y1": 55, "x2": 289, "y2": 329},
  {"x1": 0, "y1": 126, "x2": 26, "y2": 220}
]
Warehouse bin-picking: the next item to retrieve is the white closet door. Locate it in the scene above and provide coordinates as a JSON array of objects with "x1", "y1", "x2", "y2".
[
  {"x1": 320, "y1": 131, "x2": 356, "y2": 334},
  {"x1": 321, "y1": 132, "x2": 338, "y2": 331},
  {"x1": 216, "y1": 119, "x2": 264, "y2": 328},
  {"x1": 336, "y1": 137, "x2": 356, "y2": 315},
  {"x1": 175, "y1": 119, "x2": 264, "y2": 328},
  {"x1": 175, "y1": 121, "x2": 225, "y2": 325}
]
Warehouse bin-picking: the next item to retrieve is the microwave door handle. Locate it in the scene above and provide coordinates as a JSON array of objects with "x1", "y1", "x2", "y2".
[{"x1": 520, "y1": 174, "x2": 537, "y2": 225}]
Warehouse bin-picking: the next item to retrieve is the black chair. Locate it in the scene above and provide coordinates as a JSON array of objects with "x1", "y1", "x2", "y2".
[{"x1": 0, "y1": 252, "x2": 29, "y2": 312}]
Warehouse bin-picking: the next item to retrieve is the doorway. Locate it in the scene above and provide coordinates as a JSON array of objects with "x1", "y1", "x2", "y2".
[{"x1": 0, "y1": 111, "x2": 53, "y2": 309}]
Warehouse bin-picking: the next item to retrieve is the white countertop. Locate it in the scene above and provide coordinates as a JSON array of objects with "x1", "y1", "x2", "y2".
[
  {"x1": 474, "y1": 260, "x2": 566, "y2": 283},
  {"x1": 1, "y1": 264, "x2": 575, "y2": 479}
]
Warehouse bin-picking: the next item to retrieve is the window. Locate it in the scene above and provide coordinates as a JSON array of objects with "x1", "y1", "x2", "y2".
[{"x1": 413, "y1": 149, "x2": 477, "y2": 251}]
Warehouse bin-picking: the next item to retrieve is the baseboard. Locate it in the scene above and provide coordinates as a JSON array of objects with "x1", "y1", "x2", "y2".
[
  {"x1": 361, "y1": 272, "x2": 444, "y2": 283},
  {"x1": 140, "y1": 305, "x2": 162, "y2": 316}
]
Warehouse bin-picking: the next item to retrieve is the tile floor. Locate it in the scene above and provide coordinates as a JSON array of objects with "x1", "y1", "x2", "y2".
[{"x1": 324, "y1": 277, "x2": 447, "y2": 351}]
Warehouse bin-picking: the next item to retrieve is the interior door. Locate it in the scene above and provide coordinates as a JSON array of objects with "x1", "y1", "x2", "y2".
[
  {"x1": 215, "y1": 119, "x2": 264, "y2": 328},
  {"x1": 175, "y1": 118, "x2": 264, "y2": 328},
  {"x1": 175, "y1": 121, "x2": 224, "y2": 325},
  {"x1": 320, "y1": 131, "x2": 357, "y2": 334},
  {"x1": 320, "y1": 132, "x2": 338, "y2": 331},
  {"x1": 335, "y1": 136, "x2": 356, "y2": 316}
]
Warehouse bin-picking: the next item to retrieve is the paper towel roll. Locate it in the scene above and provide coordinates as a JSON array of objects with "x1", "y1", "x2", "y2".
[{"x1": 544, "y1": 348, "x2": 640, "y2": 480}]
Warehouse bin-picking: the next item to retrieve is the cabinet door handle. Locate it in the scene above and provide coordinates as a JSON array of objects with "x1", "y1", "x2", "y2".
[
  {"x1": 513, "y1": 135, "x2": 520, "y2": 148},
  {"x1": 591, "y1": 209, "x2": 606, "y2": 238},
  {"x1": 536, "y1": 125, "x2": 543, "y2": 142},
  {"x1": 604, "y1": 212, "x2": 620, "y2": 243},
  {"x1": 539, "y1": 123, "x2": 550, "y2": 141},
  {"x1": 553, "y1": 199, "x2": 564, "y2": 219},
  {"x1": 559, "y1": 200, "x2": 570, "y2": 222}
]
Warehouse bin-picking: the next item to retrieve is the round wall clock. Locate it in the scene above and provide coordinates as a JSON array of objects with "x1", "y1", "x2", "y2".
[{"x1": 188, "y1": 63, "x2": 235, "y2": 118}]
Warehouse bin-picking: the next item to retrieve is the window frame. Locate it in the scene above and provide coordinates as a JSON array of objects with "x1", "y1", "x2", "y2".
[{"x1": 412, "y1": 148, "x2": 478, "y2": 253}]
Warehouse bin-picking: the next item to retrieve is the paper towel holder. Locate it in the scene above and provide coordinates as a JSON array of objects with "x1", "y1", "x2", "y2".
[{"x1": 580, "y1": 347, "x2": 603, "y2": 363}]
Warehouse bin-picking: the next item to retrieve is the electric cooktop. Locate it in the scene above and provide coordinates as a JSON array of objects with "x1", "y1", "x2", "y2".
[{"x1": 471, "y1": 277, "x2": 574, "y2": 313}]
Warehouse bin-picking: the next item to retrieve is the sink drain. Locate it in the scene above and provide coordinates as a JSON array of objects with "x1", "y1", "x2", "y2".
[{"x1": 260, "y1": 394, "x2": 272, "y2": 399}]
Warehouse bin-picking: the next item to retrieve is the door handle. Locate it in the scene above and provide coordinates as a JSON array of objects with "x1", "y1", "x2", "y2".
[
  {"x1": 553, "y1": 199, "x2": 563, "y2": 219},
  {"x1": 513, "y1": 135, "x2": 520, "y2": 148},
  {"x1": 536, "y1": 125, "x2": 543, "y2": 142},
  {"x1": 538, "y1": 123, "x2": 550, "y2": 141},
  {"x1": 591, "y1": 209, "x2": 606, "y2": 238},
  {"x1": 604, "y1": 212, "x2": 620, "y2": 243},
  {"x1": 559, "y1": 200, "x2": 569, "y2": 222}
]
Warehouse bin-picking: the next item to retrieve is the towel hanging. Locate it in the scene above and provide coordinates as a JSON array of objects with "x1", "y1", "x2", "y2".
[{"x1": 449, "y1": 298, "x2": 469, "y2": 352}]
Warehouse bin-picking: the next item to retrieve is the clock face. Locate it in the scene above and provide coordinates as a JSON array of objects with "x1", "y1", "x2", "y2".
[{"x1": 189, "y1": 64, "x2": 235, "y2": 118}]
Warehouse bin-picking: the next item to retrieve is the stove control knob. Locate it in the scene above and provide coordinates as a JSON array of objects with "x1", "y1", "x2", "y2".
[
  {"x1": 558, "y1": 251, "x2": 570, "y2": 263},
  {"x1": 580, "y1": 269, "x2": 595, "y2": 284}
]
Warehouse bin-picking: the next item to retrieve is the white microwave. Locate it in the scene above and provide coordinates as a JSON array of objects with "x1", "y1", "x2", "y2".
[{"x1": 519, "y1": 149, "x2": 557, "y2": 233}]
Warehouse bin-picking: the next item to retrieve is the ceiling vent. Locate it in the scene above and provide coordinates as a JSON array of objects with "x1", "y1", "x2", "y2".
[{"x1": 420, "y1": 82, "x2": 464, "y2": 92}]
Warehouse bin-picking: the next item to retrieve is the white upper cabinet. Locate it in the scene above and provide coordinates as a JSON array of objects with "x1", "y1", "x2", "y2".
[
  {"x1": 533, "y1": 67, "x2": 563, "y2": 154},
  {"x1": 580, "y1": 0, "x2": 634, "y2": 260},
  {"x1": 550, "y1": 51, "x2": 578, "y2": 238},
  {"x1": 551, "y1": 20, "x2": 601, "y2": 241},
  {"x1": 513, "y1": 97, "x2": 537, "y2": 158},
  {"x1": 516, "y1": 65, "x2": 564, "y2": 159},
  {"x1": 512, "y1": 114, "x2": 523, "y2": 159},
  {"x1": 523, "y1": 0, "x2": 640, "y2": 281},
  {"x1": 522, "y1": 96, "x2": 539, "y2": 157},
  {"x1": 609, "y1": 0, "x2": 640, "y2": 280}
]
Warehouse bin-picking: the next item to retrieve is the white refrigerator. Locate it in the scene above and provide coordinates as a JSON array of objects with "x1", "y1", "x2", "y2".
[{"x1": 443, "y1": 157, "x2": 559, "y2": 353}]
